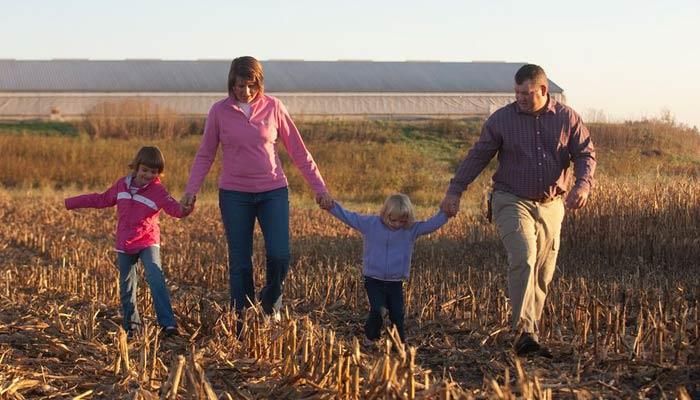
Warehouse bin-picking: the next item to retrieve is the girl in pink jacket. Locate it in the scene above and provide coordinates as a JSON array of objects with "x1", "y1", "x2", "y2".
[{"x1": 65, "y1": 146, "x2": 192, "y2": 338}]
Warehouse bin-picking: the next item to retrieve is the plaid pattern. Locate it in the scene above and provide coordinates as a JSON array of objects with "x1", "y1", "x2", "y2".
[{"x1": 447, "y1": 98, "x2": 596, "y2": 200}]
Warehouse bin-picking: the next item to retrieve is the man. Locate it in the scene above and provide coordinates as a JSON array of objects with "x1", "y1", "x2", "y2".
[{"x1": 440, "y1": 64, "x2": 596, "y2": 357}]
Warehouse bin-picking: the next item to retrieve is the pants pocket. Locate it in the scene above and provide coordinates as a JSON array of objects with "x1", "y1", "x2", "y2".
[{"x1": 496, "y1": 215, "x2": 522, "y2": 240}]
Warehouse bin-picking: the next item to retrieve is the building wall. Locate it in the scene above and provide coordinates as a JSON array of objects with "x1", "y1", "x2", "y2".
[{"x1": 0, "y1": 92, "x2": 564, "y2": 120}]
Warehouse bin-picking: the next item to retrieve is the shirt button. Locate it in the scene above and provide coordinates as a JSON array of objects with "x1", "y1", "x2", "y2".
[
  {"x1": 538, "y1": 163, "x2": 542, "y2": 166},
  {"x1": 537, "y1": 131, "x2": 540, "y2": 135}
]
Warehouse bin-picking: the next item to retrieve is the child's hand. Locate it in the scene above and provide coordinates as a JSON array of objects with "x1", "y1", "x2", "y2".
[
  {"x1": 440, "y1": 194, "x2": 460, "y2": 217},
  {"x1": 316, "y1": 192, "x2": 334, "y2": 210},
  {"x1": 180, "y1": 195, "x2": 196, "y2": 215}
]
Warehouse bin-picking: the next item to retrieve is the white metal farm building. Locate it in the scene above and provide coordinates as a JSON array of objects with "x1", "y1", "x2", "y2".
[{"x1": 0, "y1": 59, "x2": 564, "y2": 120}]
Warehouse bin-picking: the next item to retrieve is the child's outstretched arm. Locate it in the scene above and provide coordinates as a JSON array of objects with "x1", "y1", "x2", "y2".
[
  {"x1": 327, "y1": 202, "x2": 372, "y2": 233},
  {"x1": 413, "y1": 209, "x2": 450, "y2": 236},
  {"x1": 64, "y1": 181, "x2": 119, "y2": 210}
]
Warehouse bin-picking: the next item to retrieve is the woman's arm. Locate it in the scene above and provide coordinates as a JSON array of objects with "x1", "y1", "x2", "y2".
[
  {"x1": 183, "y1": 105, "x2": 221, "y2": 202},
  {"x1": 276, "y1": 99, "x2": 328, "y2": 195}
]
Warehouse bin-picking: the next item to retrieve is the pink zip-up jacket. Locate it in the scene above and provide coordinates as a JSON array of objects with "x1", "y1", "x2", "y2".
[
  {"x1": 185, "y1": 95, "x2": 327, "y2": 195},
  {"x1": 65, "y1": 176, "x2": 190, "y2": 254}
]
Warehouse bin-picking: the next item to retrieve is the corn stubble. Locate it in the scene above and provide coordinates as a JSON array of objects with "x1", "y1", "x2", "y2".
[{"x1": 0, "y1": 178, "x2": 698, "y2": 399}]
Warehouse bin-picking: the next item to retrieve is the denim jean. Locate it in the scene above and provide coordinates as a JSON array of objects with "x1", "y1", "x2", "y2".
[
  {"x1": 364, "y1": 276, "x2": 406, "y2": 342},
  {"x1": 117, "y1": 246, "x2": 176, "y2": 332},
  {"x1": 219, "y1": 187, "x2": 290, "y2": 314}
]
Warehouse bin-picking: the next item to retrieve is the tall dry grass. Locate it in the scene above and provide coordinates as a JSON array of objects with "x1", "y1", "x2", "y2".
[{"x1": 82, "y1": 100, "x2": 204, "y2": 139}]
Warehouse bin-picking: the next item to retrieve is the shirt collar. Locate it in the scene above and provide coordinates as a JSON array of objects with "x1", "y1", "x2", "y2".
[{"x1": 225, "y1": 94, "x2": 264, "y2": 109}]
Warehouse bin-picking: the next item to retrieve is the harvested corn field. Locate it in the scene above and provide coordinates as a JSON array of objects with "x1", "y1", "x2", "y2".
[{"x1": 0, "y1": 177, "x2": 698, "y2": 398}]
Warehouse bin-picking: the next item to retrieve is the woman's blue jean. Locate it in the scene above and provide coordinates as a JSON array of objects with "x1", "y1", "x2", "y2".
[
  {"x1": 364, "y1": 276, "x2": 406, "y2": 342},
  {"x1": 219, "y1": 187, "x2": 290, "y2": 314},
  {"x1": 117, "y1": 246, "x2": 176, "y2": 331}
]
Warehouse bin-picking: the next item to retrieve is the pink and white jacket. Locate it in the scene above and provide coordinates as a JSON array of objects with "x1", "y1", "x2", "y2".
[{"x1": 65, "y1": 176, "x2": 190, "y2": 254}]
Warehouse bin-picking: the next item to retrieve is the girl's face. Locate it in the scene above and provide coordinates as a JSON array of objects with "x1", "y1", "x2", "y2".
[
  {"x1": 233, "y1": 76, "x2": 259, "y2": 103},
  {"x1": 133, "y1": 164, "x2": 159, "y2": 186},
  {"x1": 382, "y1": 213, "x2": 409, "y2": 230}
]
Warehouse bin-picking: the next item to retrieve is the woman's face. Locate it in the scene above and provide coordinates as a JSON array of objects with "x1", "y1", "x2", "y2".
[{"x1": 233, "y1": 76, "x2": 259, "y2": 103}]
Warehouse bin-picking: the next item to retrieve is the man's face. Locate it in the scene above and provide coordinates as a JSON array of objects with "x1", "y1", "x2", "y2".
[{"x1": 514, "y1": 79, "x2": 548, "y2": 113}]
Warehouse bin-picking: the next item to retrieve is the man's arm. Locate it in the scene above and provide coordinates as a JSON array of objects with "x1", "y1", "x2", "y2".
[{"x1": 441, "y1": 120, "x2": 501, "y2": 216}]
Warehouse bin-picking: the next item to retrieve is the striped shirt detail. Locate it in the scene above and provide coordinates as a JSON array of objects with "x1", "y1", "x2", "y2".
[{"x1": 116, "y1": 191, "x2": 159, "y2": 210}]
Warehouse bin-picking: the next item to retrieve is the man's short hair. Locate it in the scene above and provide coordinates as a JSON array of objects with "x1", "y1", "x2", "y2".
[{"x1": 515, "y1": 64, "x2": 548, "y2": 85}]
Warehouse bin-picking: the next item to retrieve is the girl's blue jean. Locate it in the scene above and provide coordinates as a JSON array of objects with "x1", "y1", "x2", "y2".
[
  {"x1": 364, "y1": 276, "x2": 406, "y2": 342},
  {"x1": 117, "y1": 246, "x2": 176, "y2": 332},
  {"x1": 219, "y1": 187, "x2": 290, "y2": 314}
]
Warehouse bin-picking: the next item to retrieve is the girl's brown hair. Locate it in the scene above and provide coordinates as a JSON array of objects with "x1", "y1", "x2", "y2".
[
  {"x1": 227, "y1": 56, "x2": 265, "y2": 99},
  {"x1": 128, "y1": 146, "x2": 165, "y2": 173}
]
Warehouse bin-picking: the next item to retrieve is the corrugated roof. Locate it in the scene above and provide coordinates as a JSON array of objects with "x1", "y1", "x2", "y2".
[{"x1": 0, "y1": 60, "x2": 563, "y2": 93}]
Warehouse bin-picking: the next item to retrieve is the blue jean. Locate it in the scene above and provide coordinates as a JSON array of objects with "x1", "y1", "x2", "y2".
[
  {"x1": 117, "y1": 246, "x2": 176, "y2": 331},
  {"x1": 219, "y1": 187, "x2": 290, "y2": 314},
  {"x1": 364, "y1": 276, "x2": 406, "y2": 342}
]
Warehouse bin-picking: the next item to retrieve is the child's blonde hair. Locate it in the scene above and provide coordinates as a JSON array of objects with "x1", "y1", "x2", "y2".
[
  {"x1": 128, "y1": 146, "x2": 165, "y2": 173},
  {"x1": 380, "y1": 193, "x2": 415, "y2": 226}
]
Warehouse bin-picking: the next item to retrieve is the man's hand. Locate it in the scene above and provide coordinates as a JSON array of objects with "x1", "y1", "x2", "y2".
[
  {"x1": 316, "y1": 192, "x2": 334, "y2": 210},
  {"x1": 565, "y1": 186, "x2": 589, "y2": 209},
  {"x1": 440, "y1": 194, "x2": 461, "y2": 217}
]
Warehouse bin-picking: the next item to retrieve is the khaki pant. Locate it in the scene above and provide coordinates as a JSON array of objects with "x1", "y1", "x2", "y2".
[{"x1": 491, "y1": 190, "x2": 565, "y2": 335}]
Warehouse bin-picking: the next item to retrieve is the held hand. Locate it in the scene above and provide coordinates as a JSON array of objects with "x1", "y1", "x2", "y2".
[
  {"x1": 180, "y1": 195, "x2": 196, "y2": 215},
  {"x1": 180, "y1": 193, "x2": 196, "y2": 212},
  {"x1": 440, "y1": 194, "x2": 461, "y2": 217},
  {"x1": 565, "y1": 186, "x2": 589, "y2": 210},
  {"x1": 316, "y1": 192, "x2": 334, "y2": 210}
]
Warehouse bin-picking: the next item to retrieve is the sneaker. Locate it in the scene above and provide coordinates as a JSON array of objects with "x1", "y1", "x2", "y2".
[
  {"x1": 271, "y1": 294, "x2": 283, "y2": 322},
  {"x1": 362, "y1": 337, "x2": 379, "y2": 349},
  {"x1": 162, "y1": 326, "x2": 179, "y2": 337}
]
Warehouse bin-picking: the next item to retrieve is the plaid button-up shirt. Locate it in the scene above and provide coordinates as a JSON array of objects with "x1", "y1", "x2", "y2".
[{"x1": 447, "y1": 97, "x2": 596, "y2": 200}]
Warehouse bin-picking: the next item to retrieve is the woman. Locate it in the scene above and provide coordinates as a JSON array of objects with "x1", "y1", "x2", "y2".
[{"x1": 181, "y1": 56, "x2": 332, "y2": 318}]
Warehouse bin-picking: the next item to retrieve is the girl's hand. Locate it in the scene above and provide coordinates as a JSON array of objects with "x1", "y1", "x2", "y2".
[
  {"x1": 316, "y1": 192, "x2": 334, "y2": 210},
  {"x1": 440, "y1": 194, "x2": 461, "y2": 217},
  {"x1": 180, "y1": 193, "x2": 196, "y2": 210}
]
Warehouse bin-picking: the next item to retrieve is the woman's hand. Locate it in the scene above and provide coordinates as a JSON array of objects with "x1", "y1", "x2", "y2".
[
  {"x1": 316, "y1": 192, "x2": 334, "y2": 210},
  {"x1": 180, "y1": 193, "x2": 196, "y2": 212}
]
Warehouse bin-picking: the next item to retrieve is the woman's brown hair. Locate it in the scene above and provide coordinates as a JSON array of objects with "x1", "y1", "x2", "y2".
[{"x1": 227, "y1": 56, "x2": 265, "y2": 99}]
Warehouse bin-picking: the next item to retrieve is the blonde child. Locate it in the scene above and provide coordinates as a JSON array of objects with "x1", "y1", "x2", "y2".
[
  {"x1": 324, "y1": 193, "x2": 449, "y2": 344},
  {"x1": 64, "y1": 146, "x2": 193, "y2": 337}
]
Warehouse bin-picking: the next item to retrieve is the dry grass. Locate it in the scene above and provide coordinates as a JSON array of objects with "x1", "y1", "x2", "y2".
[
  {"x1": 82, "y1": 100, "x2": 204, "y2": 140},
  {"x1": 0, "y1": 119, "x2": 699, "y2": 398},
  {"x1": 0, "y1": 175, "x2": 698, "y2": 398}
]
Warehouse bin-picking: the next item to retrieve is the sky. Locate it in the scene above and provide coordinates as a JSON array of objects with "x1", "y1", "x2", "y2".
[{"x1": 2, "y1": 0, "x2": 699, "y2": 128}]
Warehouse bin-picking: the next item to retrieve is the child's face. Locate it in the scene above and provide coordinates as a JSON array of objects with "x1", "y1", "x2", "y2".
[
  {"x1": 382, "y1": 214, "x2": 409, "y2": 230},
  {"x1": 133, "y1": 164, "x2": 159, "y2": 186}
]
